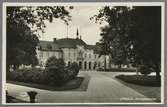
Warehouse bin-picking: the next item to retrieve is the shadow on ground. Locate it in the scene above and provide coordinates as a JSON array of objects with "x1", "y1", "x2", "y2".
[{"x1": 7, "y1": 76, "x2": 90, "y2": 91}]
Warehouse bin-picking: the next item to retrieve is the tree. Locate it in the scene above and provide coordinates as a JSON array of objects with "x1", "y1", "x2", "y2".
[
  {"x1": 7, "y1": 6, "x2": 71, "y2": 71},
  {"x1": 129, "y1": 6, "x2": 161, "y2": 80},
  {"x1": 92, "y1": 6, "x2": 133, "y2": 68},
  {"x1": 92, "y1": 6, "x2": 161, "y2": 80}
]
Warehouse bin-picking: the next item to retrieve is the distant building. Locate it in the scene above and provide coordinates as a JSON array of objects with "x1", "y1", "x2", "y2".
[{"x1": 36, "y1": 29, "x2": 110, "y2": 70}]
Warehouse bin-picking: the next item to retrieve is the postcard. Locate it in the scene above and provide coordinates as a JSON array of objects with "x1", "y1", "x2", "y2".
[{"x1": 1, "y1": 2, "x2": 165, "y2": 105}]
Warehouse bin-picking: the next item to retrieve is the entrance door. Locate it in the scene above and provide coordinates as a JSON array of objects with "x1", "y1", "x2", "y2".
[
  {"x1": 79, "y1": 61, "x2": 82, "y2": 69},
  {"x1": 89, "y1": 62, "x2": 91, "y2": 70},
  {"x1": 84, "y1": 61, "x2": 87, "y2": 70}
]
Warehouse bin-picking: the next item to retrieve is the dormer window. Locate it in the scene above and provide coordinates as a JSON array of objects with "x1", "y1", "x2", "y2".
[
  {"x1": 39, "y1": 46, "x2": 42, "y2": 50},
  {"x1": 47, "y1": 44, "x2": 52, "y2": 50}
]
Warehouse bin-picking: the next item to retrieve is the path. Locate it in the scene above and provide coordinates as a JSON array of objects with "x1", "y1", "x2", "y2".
[{"x1": 6, "y1": 71, "x2": 155, "y2": 103}]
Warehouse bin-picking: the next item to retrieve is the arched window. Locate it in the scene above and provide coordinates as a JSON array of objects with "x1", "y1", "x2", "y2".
[
  {"x1": 79, "y1": 61, "x2": 82, "y2": 69},
  {"x1": 95, "y1": 54, "x2": 96, "y2": 59},
  {"x1": 84, "y1": 61, "x2": 87, "y2": 70},
  {"x1": 98, "y1": 62, "x2": 100, "y2": 68},
  {"x1": 89, "y1": 62, "x2": 91, "y2": 70},
  {"x1": 85, "y1": 53, "x2": 87, "y2": 58},
  {"x1": 94, "y1": 62, "x2": 97, "y2": 69}
]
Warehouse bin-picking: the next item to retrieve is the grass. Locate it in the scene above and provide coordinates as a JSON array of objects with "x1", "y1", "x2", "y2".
[
  {"x1": 7, "y1": 76, "x2": 90, "y2": 91},
  {"x1": 115, "y1": 75, "x2": 161, "y2": 102},
  {"x1": 97, "y1": 68, "x2": 136, "y2": 72},
  {"x1": 115, "y1": 75, "x2": 161, "y2": 87}
]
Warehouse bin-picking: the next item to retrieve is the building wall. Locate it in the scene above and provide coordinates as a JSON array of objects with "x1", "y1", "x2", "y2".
[
  {"x1": 60, "y1": 45, "x2": 109, "y2": 70},
  {"x1": 36, "y1": 49, "x2": 62, "y2": 67},
  {"x1": 36, "y1": 45, "x2": 109, "y2": 70}
]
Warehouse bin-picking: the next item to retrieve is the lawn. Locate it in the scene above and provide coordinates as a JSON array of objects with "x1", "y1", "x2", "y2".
[
  {"x1": 115, "y1": 75, "x2": 161, "y2": 102},
  {"x1": 115, "y1": 75, "x2": 161, "y2": 87},
  {"x1": 97, "y1": 68, "x2": 136, "y2": 72}
]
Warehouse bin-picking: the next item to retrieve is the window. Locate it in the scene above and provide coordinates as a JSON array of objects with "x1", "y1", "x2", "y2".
[
  {"x1": 85, "y1": 53, "x2": 87, "y2": 58},
  {"x1": 39, "y1": 46, "x2": 42, "y2": 50},
  {"x1": 84, "y1": 61, "x2": 87, "y2": 70},
  {"x1": 74, "y1": 53, "x2": 76, "y2": 57},
  {"x1": 94, "y1": 62, "x2": 97, "y2": 69},
  {"x1": 89, "y1": 62, "x2": 91, "y2": 69},
  {"x1": 69, "y1": 52, "x2": 71, "y2": 57},
  {"x1": 98, "y1": 62, "x2": 100, "y2": 67},
  {"x1": 79, "y1": 61, "x2": 82, "y2": 69},
  {"x1": 89, "y1": 54, "x2": 91, "y2": 58},
  {"x1": 95, "y1": 54, "x2": 96, "y2": 59},
  {"x1": 47, "y1": 44, "x2": 52, "y2": 50}
]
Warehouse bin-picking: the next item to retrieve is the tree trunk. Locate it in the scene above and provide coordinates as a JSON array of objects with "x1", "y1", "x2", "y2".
[
  {"x1": 6, "y1": 64, "x2": 10, "y2": 79},
  {"x1": 104, "y1": 56, "x2": 107, "y2": 71},
  {"x1": 153, "y1": 63, "x2": 161, "y2": 81},
  {"x1": 6, "y1": 64, "x2": 10, "y2": 72},
  {"x1": 156, "y1": 70, "x2": 160, "y2": 81},
  {"x1": 13, "y1": 65, "x2": 19, "y2": 71},
  {"x1": 109, "y1": 55, "x2": 112, "y2": 69}
]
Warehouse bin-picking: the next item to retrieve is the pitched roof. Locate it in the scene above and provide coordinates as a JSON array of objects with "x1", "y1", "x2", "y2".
[
  {"x1": 38, "y1": 41, "x2": 61, "y2": 51},
  {"x1": 55, "y1": 38, "x2": 87, "y2": 48},
  {"x1": 38, "y1": 38, "x2": 97, "y2": 51}
]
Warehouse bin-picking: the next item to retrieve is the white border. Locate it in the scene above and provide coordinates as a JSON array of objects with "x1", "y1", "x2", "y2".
[{"x1": 2, "y1": 2, "x2": 165, "y2": 105}]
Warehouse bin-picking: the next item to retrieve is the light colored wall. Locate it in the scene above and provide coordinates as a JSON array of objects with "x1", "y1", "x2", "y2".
[
  {"x1": 36, "y1": 46, "x2": 110, "y2": 70},
  {"x1": 36, "y1": 49, "x2": 62, "y2": 67}
]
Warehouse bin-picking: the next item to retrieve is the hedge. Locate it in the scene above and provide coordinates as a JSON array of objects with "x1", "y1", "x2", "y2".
[
  {"x1": 116, "y1": 75, "x2": 161, "y2": 87},
  {"x1": 7, "y1": 57, "x2": 80, "y2": 86}
]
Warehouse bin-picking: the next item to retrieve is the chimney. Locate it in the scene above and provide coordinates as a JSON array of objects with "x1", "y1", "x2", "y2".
[
  {"x1": 80, "y1": 35, "x2": 82, "y2": 40},
  {"x1": 76, "y1": 28, "x2": 79, "y2": 39},
  {"x1": 53, "y1": 38, "x2": 57, "y2": 42}
]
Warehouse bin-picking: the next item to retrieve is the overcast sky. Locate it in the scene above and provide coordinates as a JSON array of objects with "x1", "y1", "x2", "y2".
[{"x1": 39, "y1": 6, "x2": 106, "y2": 45}]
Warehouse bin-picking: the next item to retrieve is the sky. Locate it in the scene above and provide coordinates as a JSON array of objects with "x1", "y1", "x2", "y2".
[{"x1": 39, "y1": 6, "x2": 106, "y2": 45}]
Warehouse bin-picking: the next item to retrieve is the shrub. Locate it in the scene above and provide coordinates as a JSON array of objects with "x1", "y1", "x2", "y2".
[
  {"x1": 116, "y1": 75, "x2": 160, "y2": 87},
  {"x1": 45, "y1": 57, "x2": 80, "y2": 86},
  {"x1": 7, "y1": 68, "x2": 46, "y2": 84},
  {"x1": 67, "y1": 62, "x2": 80, "y2": 80},
  {"x1": 45, "y1": 57, "x2": 69, "y2": 86},
  {"x1": 7, "y1": 57, "x2": 80, "y2": 86},
  {"x1": 97, "y1": 68, "x2": 136, "y2": 72},
  {"x1": 45, "y1": 56, "x2": 65, "y2": 68},
  {"x1": 138, "y1": 65, "x2": 151, "y2": 75},
  {"x1": 45, "y1": 66, "x2": 69, "y2": 86}
]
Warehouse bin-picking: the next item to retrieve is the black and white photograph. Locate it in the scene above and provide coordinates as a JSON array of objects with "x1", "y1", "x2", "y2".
[{"x1": 2, "y1": 2, "x2": 165, "y2": 105}]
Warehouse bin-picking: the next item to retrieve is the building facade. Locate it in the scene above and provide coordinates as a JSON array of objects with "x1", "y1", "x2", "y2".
[{"x1": 36, "y1": 30, "x2": 110, "y2": 70}]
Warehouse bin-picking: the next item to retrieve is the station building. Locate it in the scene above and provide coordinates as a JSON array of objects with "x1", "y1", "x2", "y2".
[{"x1": 36, "y1": 29, "x2": 110, "y2": 70}]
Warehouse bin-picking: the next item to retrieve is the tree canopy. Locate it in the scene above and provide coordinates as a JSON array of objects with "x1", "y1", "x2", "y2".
[
  {"x1": 7, "y1": 6, "x2": 71, "y2": 70},
  {"x1": 92, "y1": 6, "x2": 161, "y2": 79}
]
